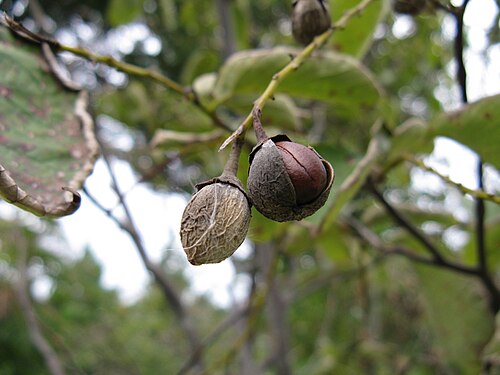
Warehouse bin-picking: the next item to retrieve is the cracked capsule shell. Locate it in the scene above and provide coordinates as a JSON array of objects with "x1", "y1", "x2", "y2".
[{"x1": 247, "y1": 134, "x2": 334, "y2": 222}]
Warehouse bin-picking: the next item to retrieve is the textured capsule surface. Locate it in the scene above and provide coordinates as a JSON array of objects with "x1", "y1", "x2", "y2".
[
  {"x1": 248, "y1": 136, "x2": 334, "y2": 222},
  {"x1": 180, "y1": 182, "x2": 251, "y2": 265}
]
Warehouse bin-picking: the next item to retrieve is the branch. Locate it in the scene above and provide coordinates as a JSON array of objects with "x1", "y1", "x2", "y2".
[
  {"x1": 219, "y1": 0, "x2": 377, "y2": 150},
  {"x1": 259, "y1": 245, "x2": 290, "y2": 375},
  {"x1": 84, "y1": 143, "x2": 204, "y2": 370},
  {"x1": 1, "y1": 14, "x2": 233, "y2": 134},
  {"x1": 404, "y1": 155, "x2": 500, "y2": 204},
  {"x1": 452, "y1": 0, "x2": 469, "y2": 103},
  {"x1": 14, "y1": 232, "x2": 66, "y2": 375},
  {"x1": 368, "y1": 179, "x2": 448, "y2": 265},
  {"x1": 450, "y1": 1, "x2": 499, "y2": 312},
  {"x1": 343, "y1": 215, "x2": 478, "y2": 276},
  {"x1": 194, "y1": 243, "x2": 280, "y2": 375}
]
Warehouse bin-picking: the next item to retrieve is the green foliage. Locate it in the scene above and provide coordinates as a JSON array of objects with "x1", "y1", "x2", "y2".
[
  {"x1": 429, "y1": 94, "x2": 500, "y2": 168},
  {"x1": 0, "y1": 0, "x2": 499, "y2": 374}
]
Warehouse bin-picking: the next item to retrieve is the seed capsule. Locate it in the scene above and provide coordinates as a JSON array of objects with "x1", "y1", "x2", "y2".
[
  {"x1": 292, "y1": 0, "x2": 332, "y2": 45},
  {"x1": 180, "y1": 175, "x2": 251, "y2": 265},
  {"x1": 247, "y1": 134, "x2": 334, "y2": 222},
  {"x1": 180, "y1": 139, "x2": 251, "y2": 265}
]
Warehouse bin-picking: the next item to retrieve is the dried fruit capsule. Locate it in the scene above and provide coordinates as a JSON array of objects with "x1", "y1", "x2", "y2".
[
  {"x1": 292, "y1": 0, "x2": 332, "y2": 45},
  {"x1": 180, "y1": 140, "x2": 251, "y2": 265},
  {"x1": 247, "y1": 134, "x2": 334, "y2": 222}
]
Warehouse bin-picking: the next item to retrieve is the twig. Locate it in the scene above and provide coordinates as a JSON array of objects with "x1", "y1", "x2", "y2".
[
  {"x1": 404, "y1": 155, "x2": 500, "y2": 204},
  {"x1": 84, "y1": 141, "x2": 204, "y2": 370},
  {"x1": 194, "y1": 243, "x2": 280, "y2": 375},
  {"x1": 219, "y1": 0, "x2": 377, "y2": 150},
  {"x1": 451, "y1": 1, "x2": 499, "y2": 312},
  {"x1": 14, "y1": 230, "x2": 66, "y2": 375},
  {"x1": 452, "y1": 0, "x2": 469, "y2": 104},
  {"x1": 1, "y1": 14, "x2": 233, "y2": 134},
  {"x1": 368, "y1": 179, "x2": 448, "y2": 265},
  {"x1": 343, "y1": 215, "x2": 477, "y2": 275}
]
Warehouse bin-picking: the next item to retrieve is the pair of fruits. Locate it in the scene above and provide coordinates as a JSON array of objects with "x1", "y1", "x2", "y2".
[
  {"x1": 180, "y1": 113, "x2": 334, "y2": 265},
  {"x1": 180, "y1": 1, "x2": 336, "y2": 265}
]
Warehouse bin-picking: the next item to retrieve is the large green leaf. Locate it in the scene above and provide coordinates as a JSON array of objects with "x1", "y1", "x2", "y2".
[
  {"x1": 329, "y1": 0, "x2": 390, "y2": 57},
  {"x1": 416, "y1": 265, "x2": 495, "y2": 373},
  {"x1": 106, "y1": 0, "x2": 144, "y2": 26},
  {"x1": 319, "y1": 134, "x2": 388, "y2": 229},
  {"x1": 429, "y1": 94, "x2": 500, "y2": 168},
  {"x1": 0, "y1": 26, "x2": 98, "y2": 217},
  {"x1": 211, "y1": 47, "x2": 383, "y2": 125}
]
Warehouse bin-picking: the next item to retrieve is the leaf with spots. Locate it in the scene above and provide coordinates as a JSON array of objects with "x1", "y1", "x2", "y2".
[{"x1": 0, "y1": 24, "x2": 98, "y2": 217}]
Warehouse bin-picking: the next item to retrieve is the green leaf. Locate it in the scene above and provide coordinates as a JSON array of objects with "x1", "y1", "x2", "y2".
[
  {"x1": 387, "y1": 118, "x2": 434, "y2": 163},
  {"x1": 416, "y1": 265, "x2": 494, "y2": 373},
  {"x1": 483, "y1": 313, "x2": 500, "y2": 373},
  {"x1": 0, "y1": 27, "x2": 98, "y2": 217},
  {"x1": 212, "y1": 47, "x2": 382, "y2": 124},
  {"x1": 329, "y1": 0, "x2": 390, "y2": 57},
  {"x1": 107, "y1": 0, "x2": 144, "y2": 26},
  {"x1": 320, "y1": 135, "x2": 389, "y2": 229},
  {"x1": 225, "y1": 94, "x2": 301, "y2": 130},
  {"x1": 429, "y1": 94, "x2": 500, "y2": 168}
]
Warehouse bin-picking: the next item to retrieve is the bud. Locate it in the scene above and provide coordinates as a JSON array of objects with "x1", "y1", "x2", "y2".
[
  {"x1": 247, "y1": 134, "x2": 334, "y2": 222},
  {"x1": 392, "y1": 0, "x2": 426, "y2": 15},
  {"x1": 292, "y1": 0, "x2": 332, "y2": 45},
  {"x1": 180, "y1": 140, "x2": 251, "y2": 265}
]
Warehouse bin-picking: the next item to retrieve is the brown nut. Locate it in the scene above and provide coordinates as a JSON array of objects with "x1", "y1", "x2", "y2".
[
  {"x1": 292, "y1": 0, "x2": 332, "y2": 45},
  {"x1": 247, "y1": 134, "x2": 334, "y2": 222},
  {"x1": 180, "y1": 175, "x2": 251, "y2": 265}
]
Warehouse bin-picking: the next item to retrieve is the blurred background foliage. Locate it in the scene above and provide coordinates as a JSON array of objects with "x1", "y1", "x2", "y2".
[{"x1": 1, "y1": 0, "x2": 500, "y2": 374}]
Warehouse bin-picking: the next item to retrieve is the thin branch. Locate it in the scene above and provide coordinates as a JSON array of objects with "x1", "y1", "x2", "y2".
[
  {"x1": 404, "y1": 155, "x2": 500, "y2": 204},
  {"x1": 452, "y1": 0, "x2": 469, "y2": 104},
  {"x1": 1, "y1": 14, "x2": 233, "y2": 134},
  {"x1": 84, "y1": 145, "x2": 204, "y2": 370},
  {"x1": 368, "y1": 180, "x2": 447, "y2": 265},
  {"x1": 451, "y1": 1, "x2": 499, "y2": 312},
  {"x1": 476, "y1": 161, "x2": 487, "y2": 268},
  {"x1": 195, "y1": 244, "x2": 280, "y2": 375},
  {"x1": 343, "y1": 215, "x2": 478, "y2": 275},
  {"x1": 14, "y1": 232, "x2": 66, "y2": 375},
  {"x1": 219, "y1": 0, "x2": 377, "y2": 150},
  {"x1": 260, "y1": 244, "x2": 290, "y2": 375}
]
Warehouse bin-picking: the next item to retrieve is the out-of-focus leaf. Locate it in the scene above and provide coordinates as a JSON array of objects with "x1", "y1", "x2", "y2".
[
  {"x1": 97, "y1": 82, "x2": 213, "y2": 137},
  {"x1": 387, "y1": 118, "x2": 434, "y2": 163},
  {"x1": 319, "y1": 135, "x2": 389, "y2": 230},
  {"x1": 0, "y1": 27, "x2": 98, "y2": 217},
  {"x1": 483, "y1": 313, "x2": 500, "y2": 373},
  {"x1": 416, "y1": 265, "x2": 494, "y2": 373},
  {"x1": 429, "y1": 94, "x2": 500, "y2": 168},
  {"x1": 212, "y1": 48, "x2": 382, "y2": 126},
  {"x1": 180, "y1": 49, "x2": 220, "y2": 84},
  {"x1": 106, "y1": 0, "x2": 144, "y2": 26},
  {"x1": 329, "y1": 0, "x2": 390, "y2": 57},
  {"x1": 225, "y1": 94, "x2": 301, "y2": 130},
  {"x1": 231, "y1": 0, "x2": 251, "y2": 50},
  {"x1": 159, "y1": 0, "x2": 177, "y2": 31}
]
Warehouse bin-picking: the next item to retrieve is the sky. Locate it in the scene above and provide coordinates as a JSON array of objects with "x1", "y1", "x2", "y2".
[{"x1": 2, "y1": 0, "x2": 499, "y2": 308}]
